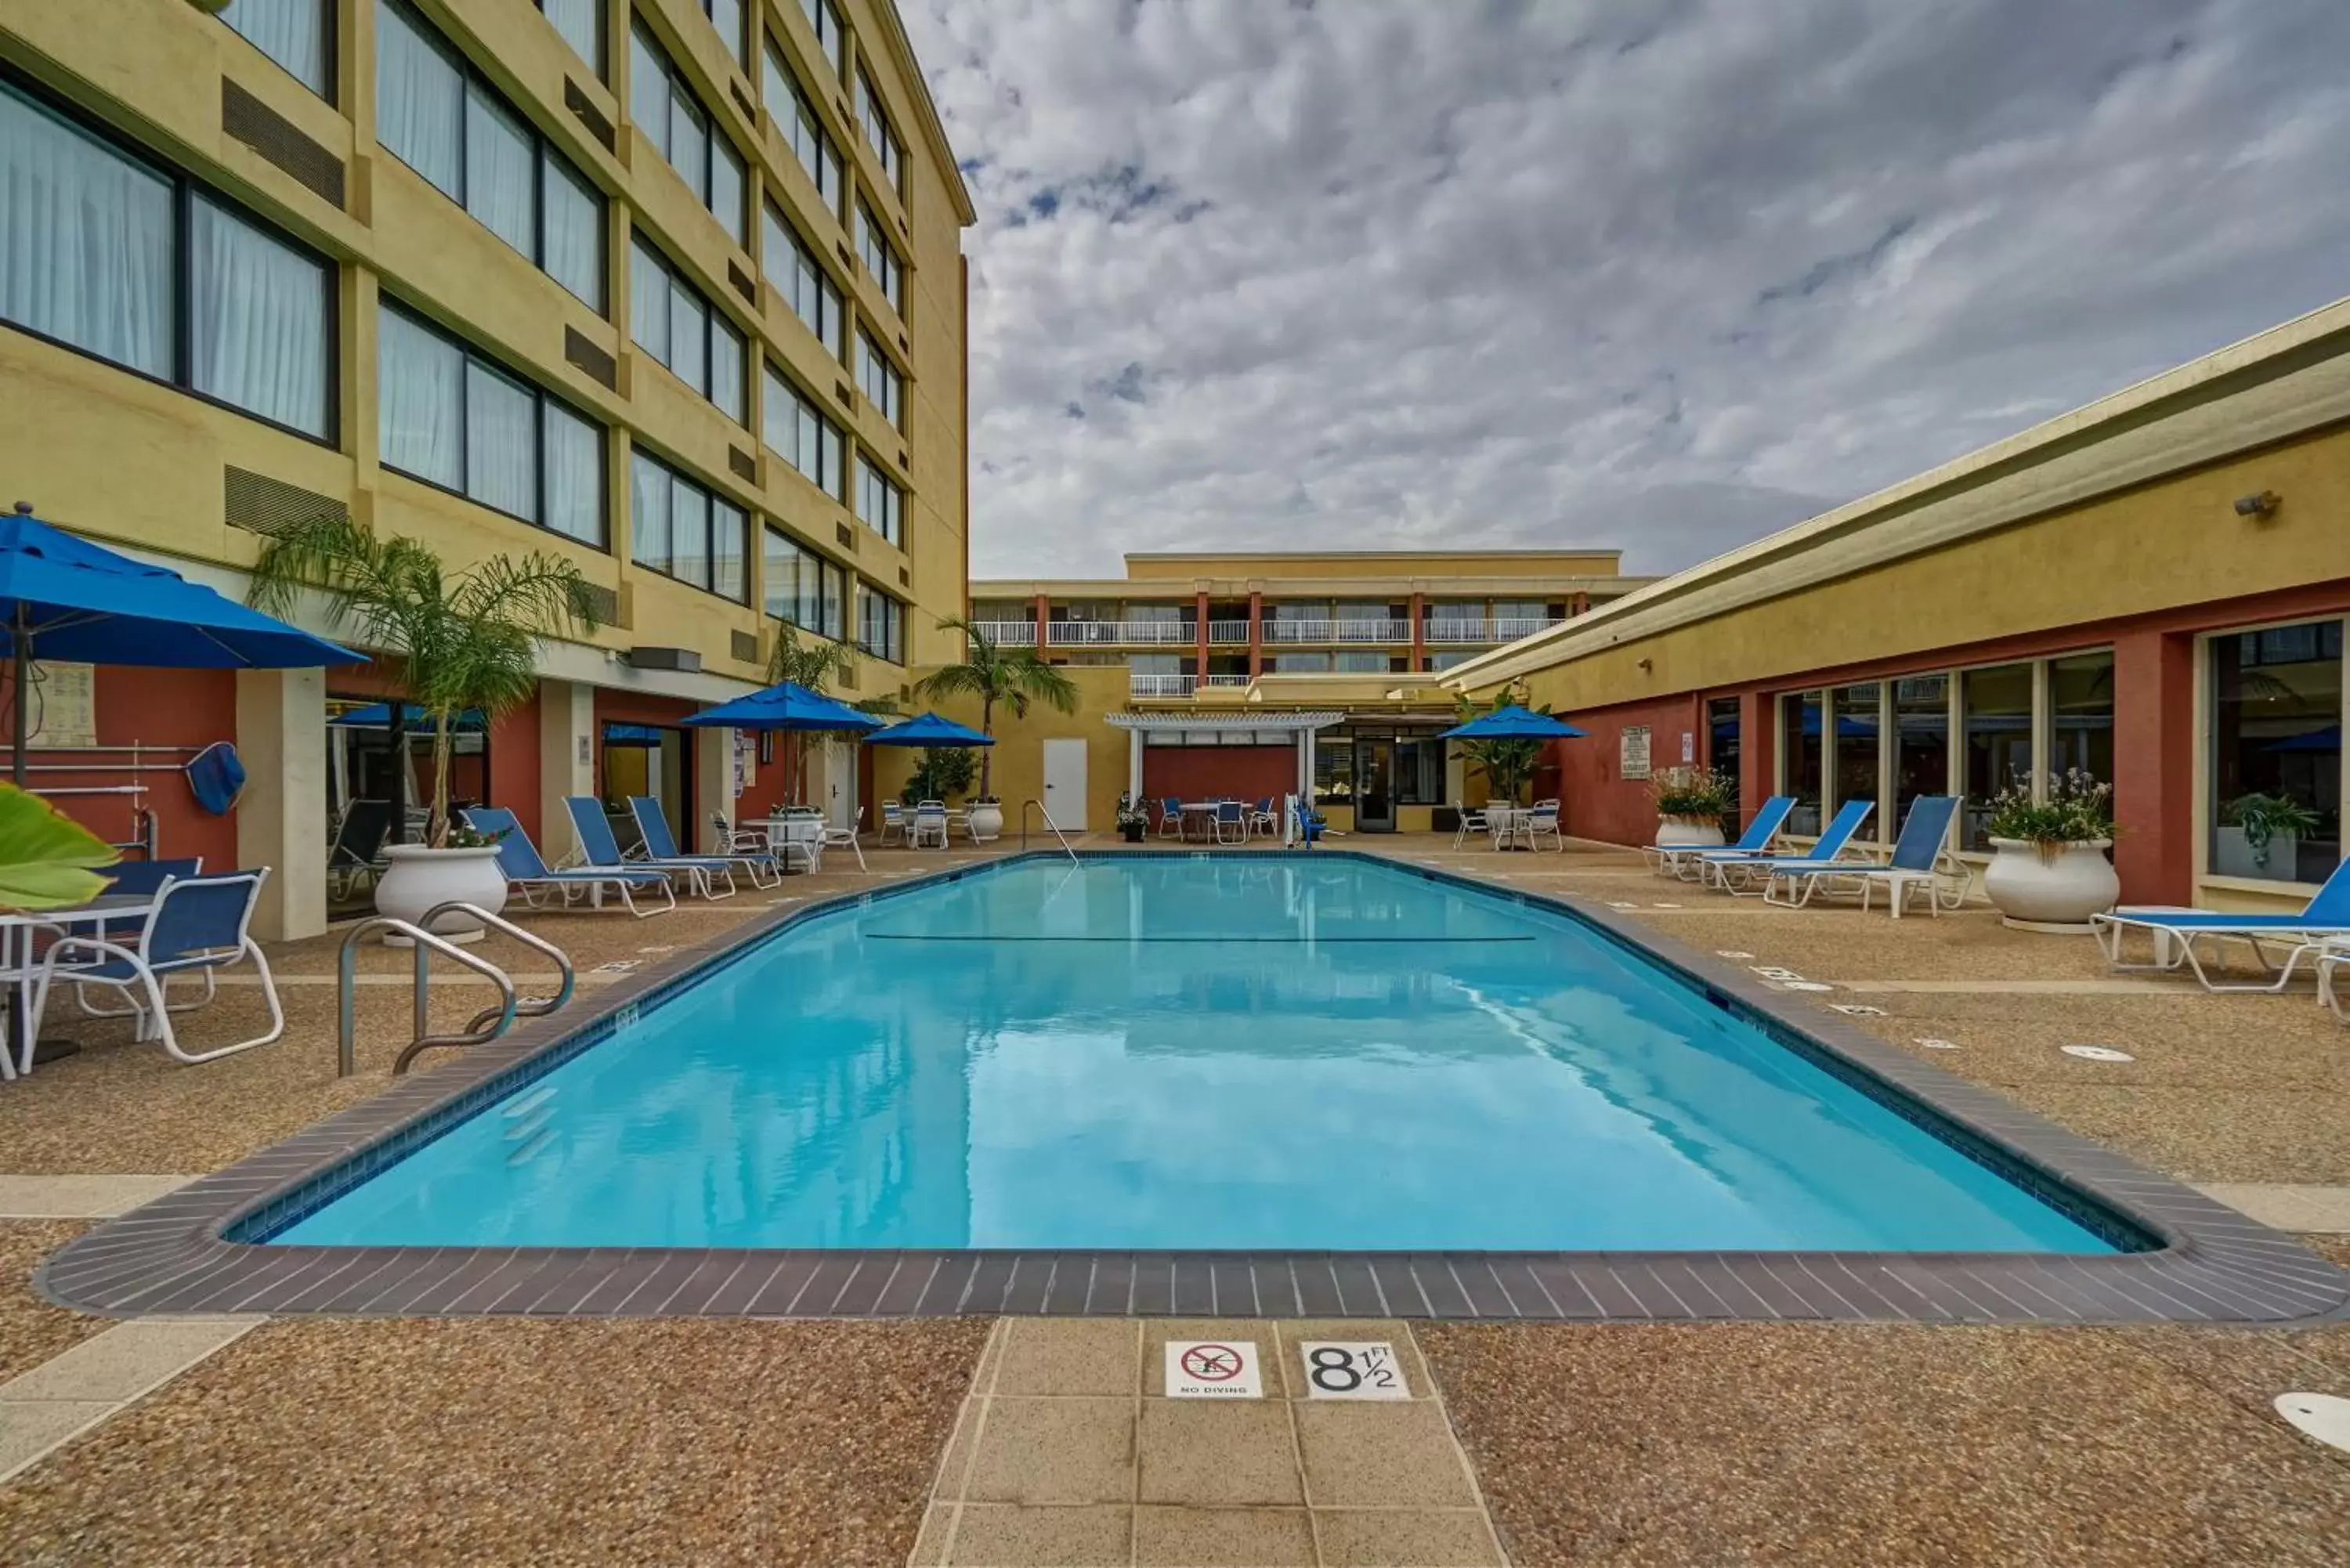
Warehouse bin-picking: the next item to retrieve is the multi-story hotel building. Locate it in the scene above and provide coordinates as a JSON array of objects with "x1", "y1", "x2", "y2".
[{"x1": 0, "y1": 0, "x2": 971, "y2": 937}]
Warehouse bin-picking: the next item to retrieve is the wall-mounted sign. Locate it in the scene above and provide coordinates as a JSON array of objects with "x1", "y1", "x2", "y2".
[
  {"x1": 27, "y1": 661, "x2": 96, "y2": 749},
  {"x1": 1679, "y1": 730, "x2": 1694, "y2": 764},
  {"x1": 1619, "y1": 724, "x2": 1651, "y2": 780}
]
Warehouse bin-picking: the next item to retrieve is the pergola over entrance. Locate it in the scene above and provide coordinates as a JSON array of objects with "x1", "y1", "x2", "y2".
[{"x1": 1105, "y1": 710, "x2": 1347, "y2": 807}]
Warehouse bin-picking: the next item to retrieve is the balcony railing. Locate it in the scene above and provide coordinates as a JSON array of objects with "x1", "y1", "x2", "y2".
[
  {"x1": 1047, "y1": 620, "x2": 1198, "y2": 645},
  {"x1": 1201, "y1": 673, "x2": 1250, "y2": 687},
  {"x1": 1422, "y1": 617, "x2": 1565, "y2": 644},
  {"x1": 1262, "y1": 619, "x2": 1411, "y2": 644},
  {"x1": 1130, "y1": 673, "x2": 1197, "y2": 697},
  {"x1": 970, "y1": 620, "x2": 1037, "y2": 646},
  {"x1": 1206, "y1": 619, "x2": 1251, "y2": 645}
]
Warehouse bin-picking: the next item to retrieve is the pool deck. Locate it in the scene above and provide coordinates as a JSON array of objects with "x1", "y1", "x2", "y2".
[{"x1": 2, "y1": 836, "x2": 2348, "y2": 1563}]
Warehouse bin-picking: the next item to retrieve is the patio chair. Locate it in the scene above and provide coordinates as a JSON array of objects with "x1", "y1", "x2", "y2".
[
  {"x1": 1642, "y1": 796, "x2": 1795, "y2": 880},
  {"x1": 911, "y1": 803, "x2": 949, "y2": 848},
  {"x1": 461, "y1": 807, "x2": 675, "y2": 918},
  {"x1": 1698, "y1": 797, "x2": 1875, "y2": 894},
  {"x1": 1525, "y1": 800, "x2": 1564, "y2": 852},
  {"x1": 879, "y1": 801, "x2": 907, "y2": 846},
  {"x1": 568, "y1": 797, "x2": 734, "y2": 899},
  {"x1": 1157, "y1": 797, "x2": 1184, "y2": 840},
  {"x1": 30, "y1": 870, "x2": 283, "y2": 1065},
  {"x1": 1290, "y1": 795, "x2": 1329, "y2": 849},
  {"x1": 710, "y1": 811, "x2": 777, "y2": 859},
  {"x1": 1213, "y1": 800, "x2": 1246, "y2": 844},
  {"x1": 2090, "y1": 855, "x2": 2350, "y2": 992},
  {"x1": 1450, "y1": 800, "x2": 1488, "y2": 849},
  {"x1": 639, "y1": 797, "x2": 789, "y2": 887},
  {"x1": 823, "y1": 807, "x2": 868, "y2": 871},
  {"x1": 2319, "y1": 938, "x2": 2348, "y2": 1024},
  {"x1": 1762, "y1": 795, "x2": 1969, "y2": 916},
  {"x1": 327, "y1": 798, "x2": 392, "y2": 901},
  {"x1": 1248, "y1": 797, "x2": 1279, "y2": 840}
]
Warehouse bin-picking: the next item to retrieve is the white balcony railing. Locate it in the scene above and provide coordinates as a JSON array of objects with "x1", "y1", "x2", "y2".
[
  {"x1": 1206, "y1": 619, "x2": 1252, "y2": 644},
  {"x1": 1201, "y1": 673, "x2": 1251, "y2": 687},
  {"x1": 971, "y1": 620, "x2": 1037, "y2": 646},
  {"x1": 1263, "y1": 618, "x2": 1413, "y2": 644},
  {"x1": 1492, "y1": 616, "x2": 1560, "y2": 641},
  {"x1": 1130, "y1": 673, "x2": 1197, "y2": 697},
  {"x1": 1047, "y1": 620, "x2": 1198, "y2": 645},
  {"x1": 1422, "y1": 617, "x2": 1566, "y2": 644}
]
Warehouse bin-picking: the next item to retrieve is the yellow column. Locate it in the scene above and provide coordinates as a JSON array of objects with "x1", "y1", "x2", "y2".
[
  {"x1": 538, "y1": 678, "x2": 597, "y2": 863},
  {"x1": 235, "y1": 668, "x2": 328, "y2": 941}
]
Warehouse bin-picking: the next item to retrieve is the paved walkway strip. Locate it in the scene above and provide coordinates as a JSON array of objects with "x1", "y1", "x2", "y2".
[
  {"x1": 0, "y1": 1176, "x2": 192, "y2": 1219},
  {"x1": 2196, "y1": 1183, "x2": 2350, "y2": 1234},
  {"x1": 0, "y1": 1317, "x2": 260, "y2": 1484}
]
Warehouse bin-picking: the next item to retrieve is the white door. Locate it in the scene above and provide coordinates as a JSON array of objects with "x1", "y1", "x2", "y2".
[
  {"x1": 822, "y1": 739, "x2": 857, "y2": 829},
  {"x1": 1042, "y1": 739, "x2": 1088, "y2": 831}
]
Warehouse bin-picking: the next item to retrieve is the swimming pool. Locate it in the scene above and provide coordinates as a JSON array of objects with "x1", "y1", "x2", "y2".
[{"x1": 273, "y1": 854, "x2": 2118, "y2": 1255}]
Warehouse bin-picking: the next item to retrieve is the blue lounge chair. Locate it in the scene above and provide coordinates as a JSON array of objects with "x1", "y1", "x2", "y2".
[
  {"x1": 1643, "y1": 796, "x2": 1794, "y2": 880},
  {"x1": 1763, "y1": 795, "x2": 1969, "y2": 916},
  {"x1": 565, "y1": 797, "x2": 735, "y2": 900},
  {"x1": 630, "y1": 795, "x2": 790, "y2": 887},
  {"x1": 1157, "y1": 797, "x2": 1184, "y2": 840},
  {"x1": 1698, "y1": 797, "x2": 1875, "y2": 894},
  {"x1": 31, "y1": 871, "x2": 282, "y2": 1065},
  {"x1": 462, "y1": 807, "x2": 675, "y2": 917},
  {"x1": 1291, "y1": 795, "x2": 1329, "y2": 849},
  {"x1": 2092, "y1": 856, "x2": 2350, "y2": 992}
]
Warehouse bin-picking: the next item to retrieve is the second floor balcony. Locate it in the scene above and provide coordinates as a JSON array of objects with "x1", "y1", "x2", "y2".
[
  {"x1": 971, "y1": 620, "x2": 1039, "y2": 646},
  {"x1": 1262, "y1": 618, "x2": 1412, "y2": 644},
  {"x1": 1047, "y1": 620, "x2": 1198, "y2": 646},
  {"x1": 1423, "y1": 616, "x2": 1564, "y2": 644}
]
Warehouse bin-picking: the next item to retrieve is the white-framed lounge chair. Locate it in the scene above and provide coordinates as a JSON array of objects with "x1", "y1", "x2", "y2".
[
  {"x1": 1643, "y1": 795, "x2": 1795, "y2": 880},
  {"x1": 878, "y1": 801, "x2": 908, "y2": 846},
  {"x1": 567, "y1": 797, "x2": 734, "y2": 900},
  {"x1": 2090, "y1": 856, "x2": 2350, "y2": 992},
  {"x1": 1157, "y1": 797, "x2": 1184, "y2": 840},
  {"x1": 1699, "y1": 797, "x2": 1876, "y2": 894},
  {"x1": 822, "y1": 807, "x2": 868, "y2": 870},
  {"x1": 1525, "y1": 799, "x2": 1564, "y2": 851},
  {"x1": 638, "y1": 797, "x2": 790, "y2": 887},
  {"x1": 30, "y1": 871, "x2": 283, "y2": 1065},
  {"x1": 1763, "y1": 795, "x2": 1969, "y2": 916},
  {"x1": 462, "y1": 807, "x2": 676, "y2": 917},
  {"x1": 911, "y1": 803, "x2": 949, "y2": 848},
  {"x1": 1450, "y1": 800, "x2": 1488, "y2": 849},
  {"x1": 2319, "y1": 938, "x2": 2348, "y2": 1024}
]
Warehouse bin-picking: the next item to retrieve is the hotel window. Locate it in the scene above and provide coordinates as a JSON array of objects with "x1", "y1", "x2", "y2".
[
  {"x1": 629, "y1": 237, "x2": 746, "y2": 423},
  {"x1": 760, "y1": 363, "x2": 846, "y2": 497},
  {"x1": 0, "y1": 81, "x2": 334, "y2": 440},
  {"x1": 856, "y1": 201, "x2": 903, "y2": 313},
  {"x1": 1892, "y1": 674, "x2": 1950, "y2": 828},
  {"x1": 764, "y1": 529, "x2": 846, "y2": 639},
  {"x1": 537, "y1": 0, "x2": 602, "y2": 74},
  {"x1": 855, "y1": 70, "x2": 904, "y2": 192},
  {"x1": 799, "y1": 0, "x2": 847, "y2": 78},
  {"x1": 762, "y1": 37, "x2": 843, "y2": 211},
  {"x1": 694, "y1": 0, "x2": 747, "y2": 67},
  {"x1": 857, "y1": 331, "x2": 903, "y2": 426},
  {"x1": 856, "y1": 582, "x2": 906, "y2": 663},
  {"x1": 378, "y1": 304, "x2": 604, "y2": 544},
  {"x1": 629, "y1": 451, "x2": 746, "y2": 600},
  {"x1": 1314, "y1": 741, "x2": 1354, "y2": 807},
  {"x1": 1832, "y1": 683, "x2": 1882, "y2": 840},
  {"x1": 1778, "y1": 692, "x2": 1822, "y2": 835},
  {"x1": 2209, "y1": 620, "x2": 2342, "y2": 884},
  {"x1": 1707, "y1": 696, "x2": 1741, "y2": 818},
  {"x1": 218, "y1": 0, "x2": 332, "y2": 99},
  {"x1": 629, "y1": 23, "x2": 747, "y2": 244},
  {"x1": 855, "y1": 457, "x2": 902, "y2": 546},
  {"x1": 2048, "y1": 652, "x2": 2114, "y2": 784},
  {"x1": 1958, "y1": 663, "x2": 2033, "y2": 850},
  {"x1": 378, "y1": 1, "x2": 606, "y2": 309},
  {"x1": 761, "y1": 204, "x2": 844, "y2": 358},
  {"x1": 1271, "y1": 653, "x2": 1333, "y2": 674},
  {"x1": 1423, "y1": 652, "x2": 1476, "y2": 673},
  {"x1": 1334, "y1": 651, "x2": 1390, "y2": 674}
]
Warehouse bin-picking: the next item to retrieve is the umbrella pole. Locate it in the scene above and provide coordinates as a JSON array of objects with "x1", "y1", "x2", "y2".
[{"x1": 8, "y1": 614, "x2": 76, "y2": 1065}]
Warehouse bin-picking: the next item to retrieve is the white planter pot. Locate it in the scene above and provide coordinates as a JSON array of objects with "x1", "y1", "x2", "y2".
[
  {"x1": 374, "y1": 844, "x2": 509, "y2": 942},
  {"x1": 967, "y1": 802, "x2": 1003, "y2": 842},
  {"x1": 2213, "y1": 826, "x2": 2297, "y2": 880},
  {"x1": 1654, "y1": 818, "x2": 1726, "y2": 848},
  {"x1": 1982, "y1": 837, "x2": 2119, "y2": 931}
]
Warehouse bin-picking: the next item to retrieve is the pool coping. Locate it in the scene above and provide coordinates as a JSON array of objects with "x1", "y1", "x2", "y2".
[{"x1": 38, "y1": 850, "x2": 2350, "y2": 1327}]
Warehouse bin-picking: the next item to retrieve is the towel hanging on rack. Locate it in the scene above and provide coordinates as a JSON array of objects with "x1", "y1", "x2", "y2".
[{"x1": 186, "y1": 742, "x2": 247, "y2": 815}]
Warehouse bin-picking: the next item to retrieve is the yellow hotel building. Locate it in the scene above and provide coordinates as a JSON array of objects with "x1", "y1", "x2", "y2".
[{"x1": 0, "y1": 0, "x2": 971, "y2": 938}]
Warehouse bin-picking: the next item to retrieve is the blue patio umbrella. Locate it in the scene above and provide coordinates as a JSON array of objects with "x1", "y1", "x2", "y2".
[
  {"x1": 2265, "y1": 724, "x2": 2341, "y2": 753},
  {"x1": 679, "y1": 680, "x2": 884, "y2": 732},
  {"x1": 862, "y1": 711, "x2": 996, "y2": 747},
  {"x1": 1437, "y1": 703, "x2": 1589, "y2": 741},
  {"x1": 601, "y1": 723, "x2": 666, "y2": 746},
  {"x1": 331, "y1": 703, "x2": 486, "y2": 731}
]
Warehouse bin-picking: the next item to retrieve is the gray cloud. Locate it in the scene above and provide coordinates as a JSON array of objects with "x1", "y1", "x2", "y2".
[{"x1": 900, "y1": 0, "x2": 2350, "y2": 577}]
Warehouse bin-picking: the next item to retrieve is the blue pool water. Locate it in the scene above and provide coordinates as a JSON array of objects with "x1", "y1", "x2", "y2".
[{"x1": 275, "y1": 856, "x2": 2117, "y2": 1253}]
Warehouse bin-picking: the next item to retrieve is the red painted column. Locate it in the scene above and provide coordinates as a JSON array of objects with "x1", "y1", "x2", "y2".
[
  {"x1": 1032, "y1": 592, "x2": 1050, "y2": 656},
  {"x1": 1408, "y1": 591, "x2": 1426, "y2": 672},
  {"x1": 1572, "y1": 591, "x2": 1591, "y2": 617},
  {"x1": 2110, "y1": 628, "x2": 2196, "y2": 905},
  {"x1": 1247, "y1": 591, "x2": 1264, "y2": 678},
  {"x1": 1194, "y1": 590, "x2": 1210, "y2": 680},
  {"x1": 1738, "y1": 689, "x2": 1773, "y2": 833}
]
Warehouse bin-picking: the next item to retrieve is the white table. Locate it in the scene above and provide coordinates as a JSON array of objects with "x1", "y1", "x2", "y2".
[
  {"x1": 754, "y1": 816, "x2": 828, "y2": 870},
  {"x1": 1484, "y1": 806, "x2": 1531, "y2": 851},
  {"x1": 1, "y1": 894, "x2": 161, "y2": 1079},
  {"x1": 1180, "y1": 801, "x2": 1238, "y2": 843}
]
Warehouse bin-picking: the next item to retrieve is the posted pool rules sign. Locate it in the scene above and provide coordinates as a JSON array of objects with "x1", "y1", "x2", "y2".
[{"x1": 1165, "y1": 1340, "x2": 1262, "y2": 1398}]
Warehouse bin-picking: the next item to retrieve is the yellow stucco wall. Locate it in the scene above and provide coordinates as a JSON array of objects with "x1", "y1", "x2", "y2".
[
  {"x1": 1122, "y1": 551, "x2": 1625, "y2": 582},
  {"x1": 873, "y1": 665, "x2": 1132, "y2": 832}
]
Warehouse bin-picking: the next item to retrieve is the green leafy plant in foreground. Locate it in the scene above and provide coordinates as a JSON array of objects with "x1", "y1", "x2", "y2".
[
  {"x1": 1650, "y1": 766, "x2": 1735, "y2": 820},
  {"x1": 0, "y1": 783, "x2": 120, "y2": 911},
  {"x1": 1984, "y1": 769, "x2": 2116, "y2": 856}
]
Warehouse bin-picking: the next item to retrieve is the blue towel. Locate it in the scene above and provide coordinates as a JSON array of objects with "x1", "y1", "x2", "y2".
[{"x1": 186, "y1": 742, "x2": 246, "y2": 815}]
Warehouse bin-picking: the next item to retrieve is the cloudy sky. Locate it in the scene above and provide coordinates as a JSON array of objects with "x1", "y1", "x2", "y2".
[{"x1": 898, "y1": 0, "x2": 2350, "y2": 580}]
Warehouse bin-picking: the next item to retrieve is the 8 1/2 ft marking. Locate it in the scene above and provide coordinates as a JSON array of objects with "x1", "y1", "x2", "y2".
[{"x1": 1299, "y1": 1341, "x2": 1409, "y2": 1400}]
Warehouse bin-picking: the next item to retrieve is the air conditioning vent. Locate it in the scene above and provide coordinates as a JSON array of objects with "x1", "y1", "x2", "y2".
[
  {"x1": 725, "y1": 261, "x2": 757, "y2": 303},
  {"x1": 221, "y1": 81, "x2": 344, "y2": 207},
  {"x1": 627, "y1": 645, "x2": 700, "y2": 673},
  {"x1": 837, "y1": 661, "x2": 858, "y2": 691},
  {"x1": 224, "y1": 468, "x2": 347, "y2": 537},
  {"x1": 835, "y1": 240, "x2": 853, "y2": 266},
  {"x1": 730, "y1": 629, "x2": 759, "y2": 663},
  {"x1": 898, "y1": 332, "x2": 909, "y2": 354},
  {"x1": 728, "y1": 446, "x2": 757, "y2": 482},
  {"x1": 897, "y1": 449, "x2": 909, "y2": 470},
  {"x1": 898, "y1": 567, "x2": 910, "y2": 588},
  {"x1": 563, "y1": 327, "x2": 617, "y2": 389},
  {"x1": 728, "y1": 79, "x2": 758, "y2": 123},
  {"x1": 834, "y1": 381, "x2": 855, "y2": 408},
  {"x1": 580, "y1": 584, "x2": 622, "y2": 626},
  {"x1": 835, "y1": 522, "x2": 855, "y2": 550},
  {"x1": 563, "y1": 78, "x2": 616, "y2": 151}
]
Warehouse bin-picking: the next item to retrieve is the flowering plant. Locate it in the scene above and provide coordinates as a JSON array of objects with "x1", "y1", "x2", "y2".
[
  {"x1": 1983, "y1": 769, "x2": 2113, "y2": 854},
  {"x1": 1649, "y1": 766, "x2": 1735, "y2": 819},
  {"x1": 1115, "y1": 794, "x2": 1149, "y2": 829}
]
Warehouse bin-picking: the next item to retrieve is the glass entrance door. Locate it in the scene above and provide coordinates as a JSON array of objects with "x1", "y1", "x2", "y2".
[{"x1": 1355, "y1": 738, "x2": 1396, "y2": 832}]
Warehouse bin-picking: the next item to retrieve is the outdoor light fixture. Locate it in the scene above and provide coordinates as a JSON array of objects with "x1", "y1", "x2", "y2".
[{"x1": 2234, "y1": 490, "x2": 2281, "y2": 518}]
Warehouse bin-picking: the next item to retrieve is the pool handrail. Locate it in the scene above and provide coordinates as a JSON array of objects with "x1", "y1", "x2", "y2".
[{"x1": 1021, "y1": 799, "x2": 1079, "y2": 862}]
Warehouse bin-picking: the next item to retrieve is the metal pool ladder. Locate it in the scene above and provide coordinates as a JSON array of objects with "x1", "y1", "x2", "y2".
[
  {"x1": 1021, "y1": 798, "x2": 1079, "y2": 862},
  {"x1": 335, "y1": 902, "x2": 576, "y2": 1078}
]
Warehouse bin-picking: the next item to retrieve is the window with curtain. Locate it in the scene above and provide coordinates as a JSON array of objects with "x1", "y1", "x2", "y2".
[
  {"x1": 764, "y1": 528, "x2": 846, "y2": 638},
  {"x1": 697, "y1": 0, "x2": 747, "y2": 67},
  {"x1": 761, "y1": 204, "x2": 844, "y2": 359},
  {"x1": 761, "y1": 363, "x2": 845, "y2": 497},
  {"x1": 1960, "y1": 663, "x2": 2034, "y2": 850},
  {"x1": 1779, "y1": 691, "x2": 1822, "y2": 834},
  {"x1": 629, "y1": 237, "x2": 745, "y2": 422},
  {"x1": 855, "y1": 201, "x2": 904, "y2": 312},
  {"x1": 2209, "y1": 621, "x2": 2341, "y2": 884},
  {"x1": 800, "y1": 0, "x2": 848, "y2": 78},
  {"x1": 630, "y1": 23, "x2": 747, "y2": 244},
  {"x1": 630, "y1": 450, "x2": 747, "y2": 601},
  {"x1": 537, "y1": 0, "x2": 602, "y2": 74},
  {"x1": 1334, "y1": 651, "x2": 1389, "y2": 673},
  {"x1": 855, "y1": 70, "x2": 904, "y2": 192},
  {"x1": 1, "y1": 82, "x2": 336, "y2": 439},
  {"x1": 857, "y1": 331, "x2": 903, "y2": 426},
  {"x1": 379, "y1": 302, "x2": 606, "y2": 544},
  {"x1": 378, "y1": 2, "x2": 607, "y2": 310},
  {"x1": 219, "y1": 0, "x2": 332, "y2": 99},
  {"x1": 763, "y1": 41, "x2": 843, "y2": 211},
  {"x1": 856, "y1": 583, "x2": 905, "y2": 663},
  {"x1": 855, "y1": 459, "x2": 902, "y2": 546}
]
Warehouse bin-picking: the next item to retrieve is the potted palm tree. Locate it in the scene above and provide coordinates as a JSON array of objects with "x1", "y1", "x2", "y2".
[
  {"x1": 249, "y1": 516, "x2": 599, "y2": 938},
  {"x1": 913, "y1": 618, "x2": 1079, "y2": 840},
  {"x1": 765, "y1": 623, "x2": 862, "y2": 810}
]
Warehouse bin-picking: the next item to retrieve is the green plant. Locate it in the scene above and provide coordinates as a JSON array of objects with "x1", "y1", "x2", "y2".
[
  {"x1": 1650, "y1": 766, "x2": 1734, "y2": 819},
  {"x1": 1115, "y1": 793, "x2": 1149, "y2": 829},
  {"x1": 764, "y1": 623, "x2": 877, "y2": 807},
  {"x1": 248, "y1": 517, "x2": 598, "y2": 847},
  {"x1": 0, "y1": 784, "x2": 119, "y2": 911},
  {"x1": 2221, "y1": 791, "x2": 2321, "y2": 868},
  {"x1": 443, "y1": 822, "x2": 505, "y2": 851},
  {"x1": 1984, "y1": 768, "x2": 2116, "y2": 854},
  {"x1": 1447, "y1": 689, "x2": 1558, "y2": 805},
  {"x1": 901, "y1": 746, "x2": 978, "y2": 805},
  {"x1": 912, "y1": 619, "x2": 1079, "y2": 800}
]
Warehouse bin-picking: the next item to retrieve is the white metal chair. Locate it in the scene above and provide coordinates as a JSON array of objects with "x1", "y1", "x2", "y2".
[
  {"x1": 1157, "y1": 797, "x2": 1184, "y2": 840},
  {"x1": 878, "y1": 801, "x2": 907, "y2": 846},
  {"x1": 824, "y1": 807, "x2": 868, "y2": 870},
  {"x1": 31, "y1": 871, "x2": 284, "y2": 1065},
  {"x1": 1213, "y1": 800, "x2": 1247, "y2": 844},
  {"x1": 1525, "y1": 800, "x2": 1564, "y2": 851},
  {"x1": 1451, "y1": 800, "x2": 1488, "y2": 848},
  {"x1": 2319, "y1": 938, "x2": 2349, "y2": 1024},
  {"x1": 1247, "y1": 797, "x2": 1279, "y2": 840},
  {"x1": 911, "y1": 804, "x2": 949, "y2": 848}
]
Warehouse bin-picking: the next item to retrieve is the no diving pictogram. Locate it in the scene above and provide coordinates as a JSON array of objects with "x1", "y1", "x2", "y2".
[
  {"x1": 1166, "y1": 1339, "x2": 1262, "y2": 1398},
  {"x1": 1180, "y1": 1343, "x2": 1243, "y2": 1382}
]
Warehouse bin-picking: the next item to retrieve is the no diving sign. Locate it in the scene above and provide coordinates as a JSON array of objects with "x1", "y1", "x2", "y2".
[{"x1": 1166, "y1": 1340, "x2": 1262, "y2": 1399}]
